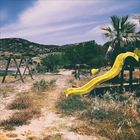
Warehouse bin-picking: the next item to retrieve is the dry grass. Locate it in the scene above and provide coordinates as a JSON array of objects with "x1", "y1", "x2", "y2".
[
  {"x1": 6, "y1": 132, "x2": 18, "y2": 138},
  {"x1": 0, "y1": 75, "x2": 19, "y2": 83},
  {"x1": 7, "y1": 94, "x2": 33, "y2": 110},
  {"x1": 0, "y1": 85, "x2": 14, "y2": 97},
  {"x1": 0, "y1": 93, "x2": 41, "y2": 130},
  {"x1": 0, "y1": 106, "x2": 41, "y2": 130},
  {"x1": 70, "y1": 122, "x2": 96, "y2": 136},
  {"x1": 0, "y1": 79, "x2": 57, "y2": 130},
  {"x1": 26, "y1": 135, "x2": 38, "y2": 140},
  {"x1": 43, "y1": 133, "x2": 63, "y2": 140},
  {"x1": 58, "y1": 93, "x2": 140, "y2": 140}
]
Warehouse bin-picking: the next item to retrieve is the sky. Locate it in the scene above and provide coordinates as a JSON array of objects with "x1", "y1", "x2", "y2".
[{"x1": 0, "y1": 0, "x2": 140, "y2": 45}]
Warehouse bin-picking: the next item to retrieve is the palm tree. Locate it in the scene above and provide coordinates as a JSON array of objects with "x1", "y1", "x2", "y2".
[{"x1": 102, "y1": 15, "x2": 139, "y2": 62}]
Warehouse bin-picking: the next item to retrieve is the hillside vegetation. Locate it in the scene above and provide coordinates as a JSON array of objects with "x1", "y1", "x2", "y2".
[
  {"x1": 0, "y1": 38, "x2": 107, "y2": 72},
  {"x1": 0, "y1": 38, "x2": 62, "y2": 56}
]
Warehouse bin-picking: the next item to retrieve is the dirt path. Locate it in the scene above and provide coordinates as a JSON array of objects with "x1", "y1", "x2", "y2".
[
  {"x1": 45, "y1": 75, "x2": 71, "y2": 111},
  {"x1": 0, "y1": 71, "x2": 108, "y2": 140}
]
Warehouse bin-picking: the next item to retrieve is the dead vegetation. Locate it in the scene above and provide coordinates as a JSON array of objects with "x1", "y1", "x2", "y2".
[
  {"x1": 0, "y1": 85, "x2": 15, "y2": 97},
  {"x1": 70, "y1": 122, "x2": 96, "y2": 136},
  {"x1": 58, "y1": 93, "x2": 140, "y2": 140},
  {"x1": 7, "y1": 94, "x2": 33, "y2": 110},
  {"x1": 1, "y1": 71, "x2": 139, "y2": 140},
  {"x1": 43, "y1": 133, "x2": 63, "y2": 140},
  {"x1": 0, "y1": 93, "x2": 41, "y2": 130},
  {"x1": 0, "y1": 78, "x2": 57, "y2": 131}
]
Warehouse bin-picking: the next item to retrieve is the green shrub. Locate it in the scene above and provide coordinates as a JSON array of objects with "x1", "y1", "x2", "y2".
[
  {"x1": 49, "y1": 79, "x2": 56, "y2": 87},
  {"x1": 35, "y1": 42, "x2": 107, "y2": 73},
  {"x1": 63, "y1": 41, "x2": 107, "y2": 67},
  {"x1": 33, "y1": 79, "x2": 56, "y2": 91},
  {"x1": 33, "y1": 79, "x2": 48, "y2": 91},
  {"x1": 41, "y1": 54, "x2": 62, "y2": 72},
  {"x1": 87, "y1": 107, "x2": 109, "y2": 120},
  {"x1": 35, "y1": 64, "x2": 47, "y2": 73},
  {"x1": 58, "y1": 93, "x2": 140, "y2": 139},
  {"x1": 58, "y1": 96, "x2": 87, "y2": 115}
]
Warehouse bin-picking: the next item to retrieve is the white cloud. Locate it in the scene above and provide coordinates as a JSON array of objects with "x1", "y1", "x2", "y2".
[
  {"x1": 1, "y1": 0, "x2": 139, "y2": 45},
  {"x1": 85, "y1": 25, "x2": 108, "y2": 44},
  {"x1": 129, "y1": 14, "x2": 140, "y2": 31},
  {"x1": 1, "y1": 21, "x2": 95, "y2": 38},
  {"x1": 0, "y1": 0, "x2": 102, "y2": 39}
]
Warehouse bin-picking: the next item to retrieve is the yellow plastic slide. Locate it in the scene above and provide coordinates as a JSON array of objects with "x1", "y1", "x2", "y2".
[
  {"x1": 91, "y1": 68, "x2": 99, "y2": 75},
  {"x1": 65, "y1": 52, "x2": 139, "y2": 97}
]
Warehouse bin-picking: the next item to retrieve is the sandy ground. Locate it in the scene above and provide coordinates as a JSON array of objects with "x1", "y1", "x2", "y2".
[{"x1": 0, "y1": 69, "x2": 107, "y2": 140}]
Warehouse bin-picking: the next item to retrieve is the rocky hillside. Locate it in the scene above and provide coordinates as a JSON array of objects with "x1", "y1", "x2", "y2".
[
  {"x1": 0, "y1": 38, "x2": 62, "y2": 56},
  {"x1": 0, "y1": 38, "x2": 100, "y2": 56}
]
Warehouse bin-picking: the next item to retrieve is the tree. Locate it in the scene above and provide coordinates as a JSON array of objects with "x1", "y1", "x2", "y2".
[
  {"x1": 102, "y1": 15, "x2": 139, "y2": 63},
  {"x1": 63, "y1": 41, "x2": 107, "y2": 67}
]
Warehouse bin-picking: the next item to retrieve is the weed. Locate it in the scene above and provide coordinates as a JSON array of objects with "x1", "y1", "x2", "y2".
[
  {"x1": 7, "y1": 95, "x2": 33, "y2": 110},
  {"x1": 1, "y1": 94, "x2": 41, "y2": 130},
  {"x1": 33, "y1": 79, "x2": 56, "y2": 92},
  {"x1": 70, "y1": 123, "x2": 95, "y2": 136},
  {"x1": 6, "y1": 132, "x2": 18, "y2": 138},
  {"x1": 58, "y1": 93, "x2": 140, "y2": 139},
  {"x1": 43, "y1": 133, "x2": 63, "y2": 140},
  {"x1": 0, "y1": 111, "x2": 31, "y2": 129},
  {"x1": 49, "y1": 79, "x2": 56, "y2": 87},
  {"x1": 57, "y1": 95, "x2": 87, "y2": 115},
  {"x1": 0, "y1": 107, "x2": 41, "y2": 130},
  {"x1": 0, "y1": 85, "x2": 14, "y2": 97},
  {"x1": 33, "y1": 79, "x2": 48, "y2": 91}
]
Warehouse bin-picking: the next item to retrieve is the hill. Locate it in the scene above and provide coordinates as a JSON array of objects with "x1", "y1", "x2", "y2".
[
  {"x1": 0, "y1": 38, "x2": 62, "y2": 56},
  {"x1": 0, "y1": 38, "x2": 102, "y2": 56}
]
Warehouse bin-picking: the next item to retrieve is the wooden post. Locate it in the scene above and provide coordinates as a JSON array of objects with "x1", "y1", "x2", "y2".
[
  {"x1": 23, "y1": 58, "x2": 33, "y2": 79},
  {"x1": 13, "y1": 57, "x2": 24, "y2": 83},
  {"x1": 139, "y1": 67, "x2": 140, "y2": 84},
  {"x1": 2, "y1": 57, "x2": 11, "y2": 83},
  {"x1": 15, "y1": 58, "x2": 23, "y2": 78},
  {"x1": 77, "y1": 64, "x2": 80, "y2": 80},
  {"x1": 120, "y1": 69, "x2": 124, "y2": 92},
  {"x1": 129, "y1": 66, "x2": 133, "y2": 91}
]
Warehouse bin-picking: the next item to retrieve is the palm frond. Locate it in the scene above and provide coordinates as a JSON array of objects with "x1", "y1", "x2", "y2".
[
  {"x1": 102, "y1": 15, "x2": 138, "y2": 51},
  {"x1": 111, "y1": 15, "x2": 120, "y2": 31},
  {"x1": 121, "y1": 15, "x2": 128, "y2": 28},
  {"x1": 101, "y1": 26, "x2": 112, "y2": 32},
  {"x1": 123, "y1": 22, "x2": 136, "y2": 33},
  {"x1": 101, "y1": 26, "x2": 114, "y2": 39}
]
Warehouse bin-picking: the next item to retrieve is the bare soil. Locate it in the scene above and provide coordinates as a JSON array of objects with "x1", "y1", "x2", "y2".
[{"x1": 0, "y1": 69, "x2": 107, "y2": 140}]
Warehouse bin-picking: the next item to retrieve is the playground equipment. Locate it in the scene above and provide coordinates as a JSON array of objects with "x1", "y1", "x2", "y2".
[
  {"x1": 73, "y1": 65, "x2": 99, "y2": 80},
  {"x1": 73, "y1": 64, "x2": 90, "y2": 80},
  {"x1": 65, "y1": 52, "x2": 139, "y2": 97},
  {"x1": 91, "y1": 69, "x2": 99, "y2": 75},
  {"x1": 0, "y1": 52, "x2": 33, "y2": 83}
]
